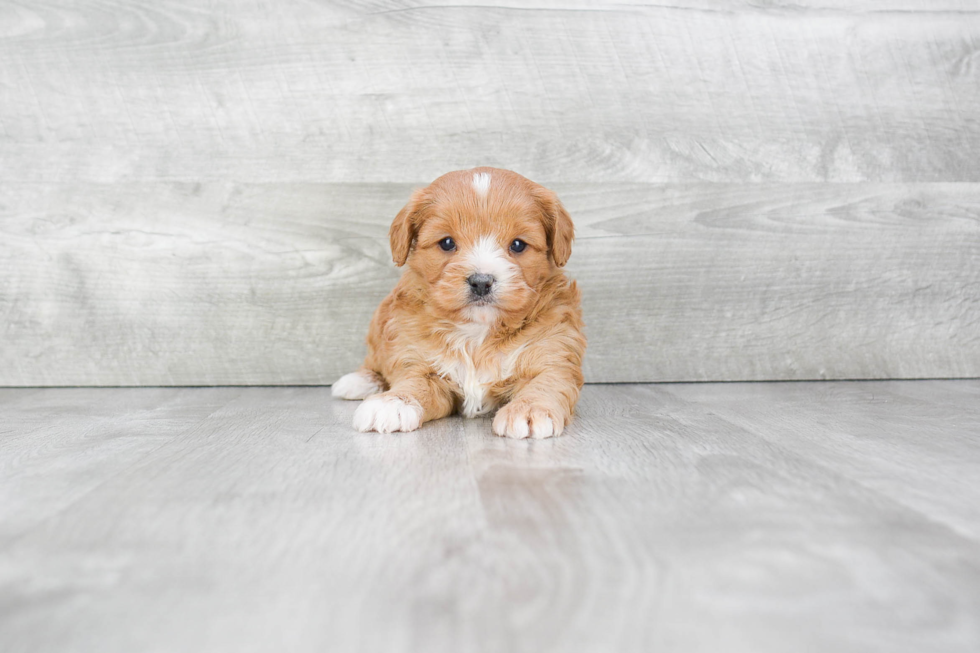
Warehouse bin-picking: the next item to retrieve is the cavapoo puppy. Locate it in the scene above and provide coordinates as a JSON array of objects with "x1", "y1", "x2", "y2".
[{"x1": 332, "y1": 167, "x2": 585, "y2": 439}]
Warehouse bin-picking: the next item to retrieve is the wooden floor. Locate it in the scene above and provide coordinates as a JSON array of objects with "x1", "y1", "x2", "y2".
[{"x1": 1, "y1": 381, "x2": 979, "y2": 653}]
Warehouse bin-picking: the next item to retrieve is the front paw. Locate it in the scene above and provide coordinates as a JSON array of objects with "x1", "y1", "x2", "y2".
[
  {"x1": 492, "y1": 401, "x2": 564, "y2": 439},
  {"x1": 353, "y1": 393, "x2": 423, "y2": 433},
  {"x1": 332, "y1": 370, "x2": 383, "y2": 400}
]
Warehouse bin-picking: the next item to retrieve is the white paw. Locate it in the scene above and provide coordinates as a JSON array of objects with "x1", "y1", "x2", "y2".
[
  {"x1": 332, "y1": 370, "x2": 382, "y2": 400},
  {"x1": 353, "y1": 394, "x2": 423, "y2": 433},
  {"x1": 492, "y1": 403, "x2": 563, "y2": 440},
  {"x1": 530, "y1": 417, "x2": 555, "y2": 439}
]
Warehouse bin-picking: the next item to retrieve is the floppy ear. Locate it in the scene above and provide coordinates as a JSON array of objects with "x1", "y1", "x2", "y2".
[
  {"x1": 535, "y1": 186, "x2": 574, "y2": 267},
  {"x1": 389, "y1": 188, "x2": 427, "y2": 267}
]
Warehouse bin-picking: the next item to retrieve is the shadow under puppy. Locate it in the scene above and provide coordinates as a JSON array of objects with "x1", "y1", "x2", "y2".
[{"x1": 333, "y1": 167, "x2": 586, "y2": 439}]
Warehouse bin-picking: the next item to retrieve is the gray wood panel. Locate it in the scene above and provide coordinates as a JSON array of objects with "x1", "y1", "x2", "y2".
[
  {"x1": 1, "y1": 382, "x2": 979, "y2": 652},
  {"x1": 1, "y1": 1, "x2": 978, "y2": 184},
  {"x1": 2, "y1": 182, "x2": 978, "y2": 385},
  {"x1": 3, "y1": 0, "x2": 979, "y2": 384}
]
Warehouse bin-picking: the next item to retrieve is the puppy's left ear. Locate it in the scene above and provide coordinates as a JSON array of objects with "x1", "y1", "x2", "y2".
[
  {"x1": 389, "y1": 188, "x2": 427, "y2": 267},
  {"x1": 535, "y1": 186, "x2": 574, "y2": 267}
]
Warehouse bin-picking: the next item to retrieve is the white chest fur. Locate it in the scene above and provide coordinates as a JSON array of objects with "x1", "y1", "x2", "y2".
[{"x1": 433, "y1": 323, "x2": 522, "y2": 418}]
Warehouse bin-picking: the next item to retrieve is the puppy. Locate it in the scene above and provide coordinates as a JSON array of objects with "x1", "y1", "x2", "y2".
[{"x1": 332, "y1": 167, "x2": 586, "y2": 439}]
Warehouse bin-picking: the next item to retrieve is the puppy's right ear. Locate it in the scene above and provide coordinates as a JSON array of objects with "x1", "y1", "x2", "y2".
[{"x1": 389, "y1": 188, "x2": 427, "y2": 267}]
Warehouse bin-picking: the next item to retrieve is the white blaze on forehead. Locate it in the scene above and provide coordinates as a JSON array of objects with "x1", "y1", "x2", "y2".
[
  {"x1": 472, "y1": 172, "x2": 491, "y2": 197},
  {"x1": 466, "y1": 236, "x2": 515, "y2": 282}
]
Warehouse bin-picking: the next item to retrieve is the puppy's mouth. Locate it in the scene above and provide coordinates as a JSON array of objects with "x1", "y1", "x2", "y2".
[
  {"x1": 468, "y1": 293, "x2": 496, "y2": 307},
  {"x1": 463, "y1": 298, "x2": 501, "y2": 325}
]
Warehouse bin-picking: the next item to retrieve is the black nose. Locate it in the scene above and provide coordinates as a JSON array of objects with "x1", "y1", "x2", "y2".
[{"x1": 467, "y1": 273, "x2": 495, "y2": 297}]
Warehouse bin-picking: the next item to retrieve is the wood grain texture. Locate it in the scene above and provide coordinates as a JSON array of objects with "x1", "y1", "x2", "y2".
[
  {"x1": 1, "y1": 382, "x2": 978, "y2": 652},
  {"x1": 2, "y1": 182, "x2": 978, "y2": 385},
  {"x1": 1, "y1": 1, "x2": 978, "y2": 183},
  {"x1": 667, "y1": 380, "x2": 980, "y2": 540},
  {"x1": 2, "y1": 0, "x2": 979, "y2": 384}
]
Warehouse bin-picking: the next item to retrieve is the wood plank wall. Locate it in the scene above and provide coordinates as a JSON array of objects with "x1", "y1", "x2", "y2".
[{"x1": 1, "y1": 1, "x2": 978, "y2": 385}]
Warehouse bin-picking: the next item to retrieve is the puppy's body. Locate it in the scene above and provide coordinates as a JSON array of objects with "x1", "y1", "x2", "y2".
[{"x1": 333, "y1": 167, "x2": 585, "y2": 439}]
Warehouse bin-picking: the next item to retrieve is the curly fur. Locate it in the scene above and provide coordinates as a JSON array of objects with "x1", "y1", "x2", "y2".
[{"x1": 335, "y1": 167, "x2": 586, "y2": 439}]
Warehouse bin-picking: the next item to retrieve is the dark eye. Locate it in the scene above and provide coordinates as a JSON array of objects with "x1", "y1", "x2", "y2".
[
  {"x1": 438, "y1": 237, "x2": 456, "y2": 252},
  {"x1": 509, "y1": 239, "x2": 527, "y2": 253}
]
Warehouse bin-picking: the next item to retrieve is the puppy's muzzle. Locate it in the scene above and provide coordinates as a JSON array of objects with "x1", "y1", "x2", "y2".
[{"x1": 467, "y1": 273, "x2": 495, "y2": 299}]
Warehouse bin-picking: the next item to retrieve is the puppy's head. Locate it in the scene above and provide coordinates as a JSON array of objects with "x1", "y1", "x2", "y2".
[{"x1": 390, "y1": 167, "x2": 573, "y2": 324}]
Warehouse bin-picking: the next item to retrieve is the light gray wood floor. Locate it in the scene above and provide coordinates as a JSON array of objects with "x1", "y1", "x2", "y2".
[{"x1": 1, "y1": 382, "x2": 979, "y2": 653}]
